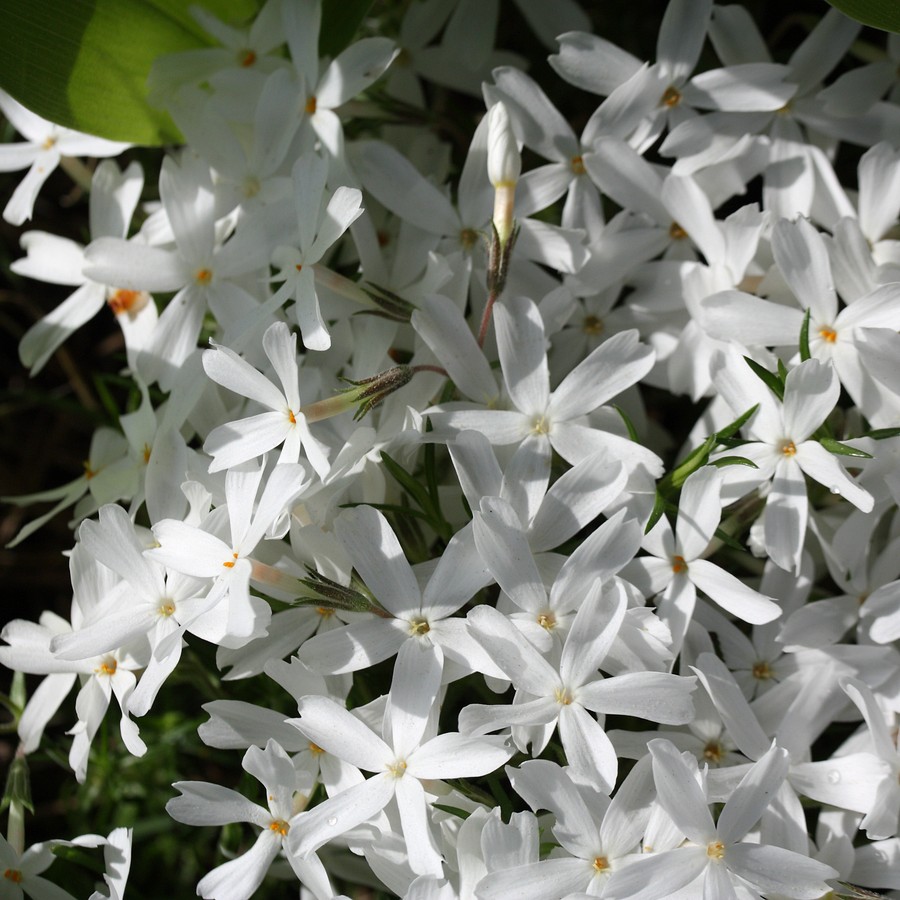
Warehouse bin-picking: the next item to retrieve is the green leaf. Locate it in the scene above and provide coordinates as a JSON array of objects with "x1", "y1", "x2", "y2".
[
  {"x1": 340, "y1": 501, "x2": 432, "y2": 522},
  {"x1": 799, "y1": 308, "x2": 811, "y2": 362},
  {"x1": 709, "y1": 456, "x2": 759, "y2": 470},
  {"x1": 714, "y1": 404, "x2": 758, "y2": 443},
  {"x1": 819, "y1": 437, "x2": 874, "y2": 459},
  {"x1": 645, "y1": 490, "x2": 667, "y2": 534},
  {"x1": 744, "y1": 357, "x2": 785, "y2": 401},
  {"x1": 432, "y1": 803, "x2": 471, "y2": 820},
  {"x1": 713, "y1": 525, "x2": 746, "y2": 553},
  {"x1": 1, "y1": 755, "x2": 33, "y2": 815},
  {"x1": 612, "y1": 405, "x2": 639, "y2": 443},
  {"x1": 320, "y1": 0, "x2": 375, "y2": 56},
  {"x1": 0, "y1": 0, "x2": 260, "y2": 145},
  {"x1": 776, "y1": 357, "x2": 789, "y2": 382},
  {"x1": 866, "y1": 427, "x2": 900, "y2": 440},
  {"x1": 380, "y1": 452, "x2": 436, "y2": 517},
  {"x1": 825, "y1": 0, "x2": 900, "y2": 32},
  {"x1": 662, "y1": 434, "x2": 716, "y2": 492}
]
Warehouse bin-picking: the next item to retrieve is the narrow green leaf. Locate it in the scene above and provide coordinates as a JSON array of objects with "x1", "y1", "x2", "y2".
[
  {"x1": 776, "y1": 357, "x2": 789, "y2": 382},
  {"x1": 713, "y1": 526, "x2": 746, "y2": 553},
  {"x1": 799, "y1": 308, "x2": 811, "y2": 362},
  {"x1": 645, "y1": 490, "x2": 667, "y2": 534},
  {"x1": 380, "y1": 452, "x2": 433, "y2": 514},
  {"x1": 714, "y1": 404, "x2": 758, "y2": 444},
  {"x1": 744, "y1": 357, "x2": 784, "y2": 400},
  {"x1": 0, "y1": 0, "x2": 259, "y2": 145},
  {"x1": 866, "y1": 427, "x2": 900, "y2": 440},
  {"x1": 709, "y1": 456, "x2": 759, "y2": 470},
  {"x1": 819, "y1": 438, "x2": 874, "y2": 459},
  {"x1": 612, "y1": 405, "x2": 639, "y2": 443},
  {"x1": 664, "y1": 435, "x2": 716, "y2": 491},
  {"x1": 825, "y1": 0, "x2": 900, "y2": 32},
  {"x1": 432, "y1": 803, "x2": 471, "y2": 820},
  {"x1": 340, "y1": 501, "x2": 431, "y2": 522}
]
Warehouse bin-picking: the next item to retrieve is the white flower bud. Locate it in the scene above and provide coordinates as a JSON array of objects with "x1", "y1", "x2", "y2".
[{"x1": 486, "y1": 101, "x2": 520, "y2": 187}]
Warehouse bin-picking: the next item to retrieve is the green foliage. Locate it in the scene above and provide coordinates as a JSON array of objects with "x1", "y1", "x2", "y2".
[
  {"x1": 0, "y1": 0, "x2": 374, "y2": 145},
  {"x1": 825, "y1": 0, "x2": 900, "y2": 32}
]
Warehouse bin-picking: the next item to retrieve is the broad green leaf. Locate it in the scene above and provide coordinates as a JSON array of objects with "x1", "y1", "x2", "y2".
[
  {"x1": 320, "y1": 0, "x2": 376, "y2": 57},
  {"x1": 825, "y1": 0, "x2": 900, "y2": 32},
  {"x1": 0, "y1": 0, "x2": 259, "y2": 145}
]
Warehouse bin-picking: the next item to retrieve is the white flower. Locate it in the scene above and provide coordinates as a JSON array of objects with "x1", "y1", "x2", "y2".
[
  {"x1": 712, "y1": 350, "x2": 873, "y2": 573},
  {"x1": 0, "y1": 90, "x2": 129, "y2": 225},
  {"x1": 289, "y1": 641, "x2": 512, "y2": 876},
  {"x1": 202, "y1": 321, "x2": 330, "y2": 476},
  {"x1": 604, "y1": 740, "x2": 838, "y2": 899},
  {"x1": 623, "y1": 466, "x2": 781, "y2": 656},
  {"x1": 167, "y1": 739, "x2": 335, "y2": 900}
]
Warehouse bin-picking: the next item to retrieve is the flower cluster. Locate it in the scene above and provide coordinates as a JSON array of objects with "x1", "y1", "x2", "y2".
[{"x1": 3, "y1": 0, "x2": 900, "y2": 898}]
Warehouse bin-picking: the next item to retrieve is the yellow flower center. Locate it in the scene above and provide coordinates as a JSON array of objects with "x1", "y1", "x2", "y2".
[
  {"x1": 537, "y1": 611, "x2": 556, "y2": 631},
  {"x1": 460, "y1": 227, "x2": 479, "y2": 250},
  {"x1": 532, "y1": 416, "x2": 551, "y2": 435},
  {"x1": 308, "y1": 742, "x2": 325, "y2": 755},
  {"x1": 781, "y1": 440, "x2": 797, "y2": 457},
  {"x1": 571, "y1": 154, "x2": 586, "y2": 175},
  {"x1": 158, "y1": 600, "x2": 176, "y2": 617},
  {"x1": 671, "y1": 555, "x2": 688, "y2": 574},
  {"x1": 752, "y1": 660, "x2": 772, "y2": 681},
  {"x1": 408, "y1": 617, "x2": 430, "y2": 636},
  {"x1": 592, "y1": 856, "x2": 610, "y2": 872},
  {"x1": 707, "y1": 840, "x2": 726, "y2": 859},
  {"x1": 305, "y1": 95, "x2": 317, "y2": 115},
  {"x1": 388, "y1": 759, "x2": 408, "y2": 778},
  {"x1": 95, "y1": 658, "x2": 117, "y2": 676},
  {"x1": 239, "y1": 49, "x2": 257, "y2": 67},
  {"x1": 3, "y1": 869, "x2": 23, "y2": 883},
  {"x1": 195, "y1": 268, "x2": 213, "y2": 285},
  {"x1": 661, "y1": 85, "x2": 682, "y2": 107},
  {"x1": 818, "y1": 326, "x2": 837, "y2": 343},
  {"x1": 583, "y1": 315, "x2": 604, "y2": 336},
  {"x1": 703, "y1": 740, "x2": 723, "y2": 763},
  {"x1": 223, "y1": 551, "x2": 239, "y2": 569},
  {"x1": 669, "y1": 221, "x2": 687, "y2": 240},
  {"x1": 555, "y1": 686, "x2": 574, "y2": 706}
]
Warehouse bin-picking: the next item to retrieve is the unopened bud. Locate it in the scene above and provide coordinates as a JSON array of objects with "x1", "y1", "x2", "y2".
[
  {"x1": 298, "y1": 365, "x2": 414, "y2": 423},
  {"x1": 296, "y1": 567, "x2": 390, "y2": 617},
  {"x1": 486, "y1": 101, "x2": 520, "y2": 187},
  {"x1": 486, "y1": 102, "x2": 519, "y2": 248}
]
